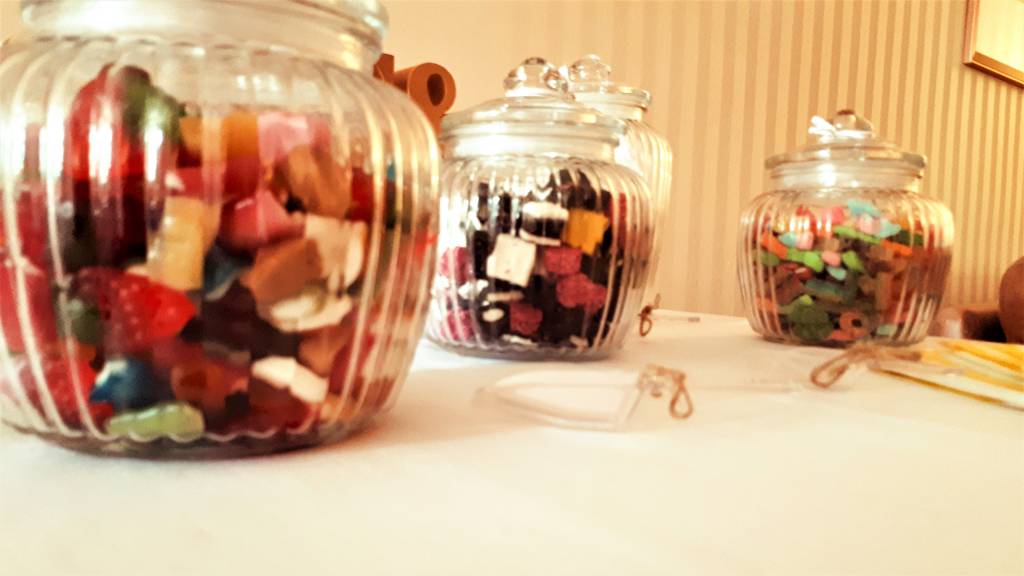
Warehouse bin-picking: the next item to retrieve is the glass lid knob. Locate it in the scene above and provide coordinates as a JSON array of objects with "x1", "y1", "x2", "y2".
[
  {"x1": 566, "y1": 54, "x2": 612, "y2": 84},
  {"x1": 808, "y1": 109, "x2": 877, "y2": 142},
  {"x1": 504, "y1": 57, "x2": 569, "y2": 97}
]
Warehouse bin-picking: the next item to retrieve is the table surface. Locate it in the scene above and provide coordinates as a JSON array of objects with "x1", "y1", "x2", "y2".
[{"x1": 1, "y1": 312, "x2": 1021, "y2": 576}]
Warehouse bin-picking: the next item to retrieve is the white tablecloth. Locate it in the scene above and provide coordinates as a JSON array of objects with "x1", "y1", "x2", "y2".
[{"x1": 1, "y1": 312, "x2": 1021, "y2": 576}]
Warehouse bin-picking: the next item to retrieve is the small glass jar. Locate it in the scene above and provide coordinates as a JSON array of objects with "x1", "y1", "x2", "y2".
[
  {"x1": 0, "y1": 0, "x2": 439, "y2": 457},
  {"x1": 565, "y1": 55, "x2": 672, "y2": 287},
  {"x1": 426, "y1": 58, "x2": 654, "y2": 359},
  {"x1": 738, "y1": 111, "x2": 954, "y2": 346}
]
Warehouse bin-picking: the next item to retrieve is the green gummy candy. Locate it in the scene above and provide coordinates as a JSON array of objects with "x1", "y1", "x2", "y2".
[
  {"x1": 793, "y1": 321, "x2": 832, "y2": 342},
  {"x1": 759, "y1": 251, "x2": 781, "y2": 267},
  {"x1": 802, "y1": 251, "x2": 824, "y2": 273},
  {"x1": 786, "y1": 248, "x2": 825, "y2": 273},
  {"x1": 805, "y1": 279, "x2": 845, "y2": 302},
  {"x1": 826, "y1": 266, "x2": 847, "y2": 281},
  {"x1": 107, "y1": 402, "x2": 205, "y2": 441},
  {"x1": 788, "y1": 301, "x2": 829, "y2": 326},
  {"x1": 833, "y1": 226, "x2": 881, "y2": 245},
  {"x1": 875, "y1": 323, "x2": 898, "y2": 337},
  {"x1": 842, "y1": 250, "x2": 865, "y2": 272}
]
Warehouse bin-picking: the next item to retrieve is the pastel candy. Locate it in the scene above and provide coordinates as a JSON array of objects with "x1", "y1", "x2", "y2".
[
  {"x1": 821, "y1": 250, "x2": 841, "y2": 267},
  {"x1": 826, "y1": 265, "x2": 847, "y2": 281},
  {"x1": 795, "y1": 232, "x2": 815, "y2": 250},
  {"x1": 519, "y1": 201, "x2": 569, "y2": 246},
  {"x1": 486, "y1": 234, "x2": 537, "y2": 287},
  {"x1": 106, "y1": 402, "x2": 205, "y2": 441},
  {"x1": 779, "y1": 232, "x2": 799, "y2": 248},
  {"x1": 846, "y1": 199, "x2": 881, "y2": 217},
  {"x1": 252, "y1": 356, "x2": 329, "y2": 404},
  {"x1": 877, "y1": 219, "x2": 901, "y2": 238},
  {"x1": 856, "y1": 214, "x2": 880, "y2": 235}
]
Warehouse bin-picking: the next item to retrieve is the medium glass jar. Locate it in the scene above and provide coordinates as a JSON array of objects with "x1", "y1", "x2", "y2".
[
  {"x1": 0, "y1": 0, "x2": 439, "y2": 457},
  {"x1": 738, "y1": 111, "x2": 953, "y2": 346},
  {"x1": 565, "y1": 55, "x2": 672, "y2": 288},
  {"x1": 426, "y1": 58, "x2": 654, "y2": 359}
]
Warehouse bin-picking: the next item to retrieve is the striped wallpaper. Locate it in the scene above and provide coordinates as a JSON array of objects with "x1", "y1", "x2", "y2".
[
  {"x1": 2, "y1": 1, "x2": 1022, "y2": 315},
  {"x1": 386, "y1": 0, "x2": 1024, "y2": 315}
]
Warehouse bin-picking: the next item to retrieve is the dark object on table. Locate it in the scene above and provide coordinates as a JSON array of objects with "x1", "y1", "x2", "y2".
[
  {"x1": 999, "y1": 256, "x2": 1024, "y2": 344},
  {"x1": 930, "y1": 304, "x2": 1006, "y2": 342}
]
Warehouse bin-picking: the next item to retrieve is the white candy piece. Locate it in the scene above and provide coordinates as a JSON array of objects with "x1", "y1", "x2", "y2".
[
  {"x1": 486, "y1": 234, "x2": 536, "y2": 287},
  {"x1": 519, "y1": 202, "x2": 568, "y2": 246},
  {"x1": 502, "y1": 334, "x2": 538, "y2": 348},
  {"x1": 521, "y1": 201, "x2": 569, "y2": 222},
  {"x1": 259, "y1": 285, "x2": 353, "y2": 333},
  {"x1": 486, "y1": 291, "x2": 524, "y2": 303},
  {"x1": 518, "y1": 230, "x2": 562, "y2": 246},
  {"x1": 251, "y1": 356, "x2": 328, "y2": 404},
  {"x1": 482, "y1": 308, "x2": 506, "y2": 323},
  {"x1": 304, "y1": 215, "x2": 367, "y2": 290}
]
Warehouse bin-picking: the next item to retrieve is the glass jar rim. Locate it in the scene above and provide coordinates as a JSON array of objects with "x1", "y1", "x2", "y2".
[{"x1": 20, "y1": 0, "x2": 388, "y2": 47}]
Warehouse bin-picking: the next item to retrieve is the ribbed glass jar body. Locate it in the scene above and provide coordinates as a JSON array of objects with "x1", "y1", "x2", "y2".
[
  {"x1": 617, "y1": 118, "x2": 672, "y2": 284},
  {"x1": 737, "y1": 176, "x2": 953, "y2": 346},
  {"x1": 426, "y1": 157, "x2": 653, "y2": 359},
  {"x1": 0, "y1": 0, "x2": 439, "y2": 457}
]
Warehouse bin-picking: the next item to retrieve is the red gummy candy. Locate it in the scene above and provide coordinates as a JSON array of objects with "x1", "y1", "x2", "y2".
[
  {"x1": 437, "y1": 247, "x2": 469, "y2": 285},
  {"x1": 219, "y1": 188, "x2": 304, "y2": 252},
  {"x1": 556, "y1": 273, "x2": 607, "y2": 314},
  {"x1": 0, "y1": 260, "x2": 58, "y2": 353},
  {"x1": 542, "y1": 247, "x2": 582, "y2": 276},
  {"x1": 6, "y1": 353, "x2": 113, "y2": 429},
  {"x1": 74, "y1": 268, "x2": 196, "y2": 353},
  {"x1": 509, "y1": 302, "x2": 542, "y2": 337},
  {"x1": 348, "y1": 168, "x2": 374, "y2": 222}
]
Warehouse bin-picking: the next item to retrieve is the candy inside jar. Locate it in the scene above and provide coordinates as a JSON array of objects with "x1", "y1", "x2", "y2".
[
  {"x1": 427, "y1": 58, "x2": 654, "y2": 359},
  {"x1": 0, "y1": 0, "x2": 438, "y2": 457},
  {"x1": 738, "y1": 112, "x2": 954, "y2": 347}
]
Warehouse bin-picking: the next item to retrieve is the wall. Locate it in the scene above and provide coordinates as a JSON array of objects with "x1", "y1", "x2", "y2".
[
  {"x1": 385, "y1": 0, "x2": 1023, "y2": 314},
  {"x1": 2, "y1": 0, "x2": 1022, "y2": 314}
]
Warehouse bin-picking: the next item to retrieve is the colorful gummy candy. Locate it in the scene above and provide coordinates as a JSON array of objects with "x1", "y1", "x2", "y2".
[
  {"x1": 746, "y1": 197, "x2": 951, "y2": 345},
  {"x1": 0, "y1": 64, "x2": 397, "y2": 442}
]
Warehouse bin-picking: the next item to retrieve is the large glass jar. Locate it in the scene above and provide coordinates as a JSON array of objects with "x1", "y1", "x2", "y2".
[
  {"x1": 0, "y1": 0, "x2": 439, "y2": 457},
  {"x1": 565, "y1": 55, "x2": 672, "y2": 290},
  {"x1": 426, "y1": 58, "x2": 654, "y2": 359},
  {"x1": 738, "y1": 111, "x2": 953, "y2": 346}
]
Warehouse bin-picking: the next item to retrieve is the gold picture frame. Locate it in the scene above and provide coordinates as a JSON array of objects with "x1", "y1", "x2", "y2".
[{"x1": 963, "y1": 0, "x2": 1024, "y2": 88}]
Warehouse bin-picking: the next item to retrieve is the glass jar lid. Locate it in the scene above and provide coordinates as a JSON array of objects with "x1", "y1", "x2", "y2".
[
  {"x1": 441, "y1": 57, "x2": 623, "y2": 148},
  {"x1": 563, "y1": 54, "x2": 651, "y2": 111},
  {"x1": 766, "y1": 110, "x2": 926, "y2": 176}
]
